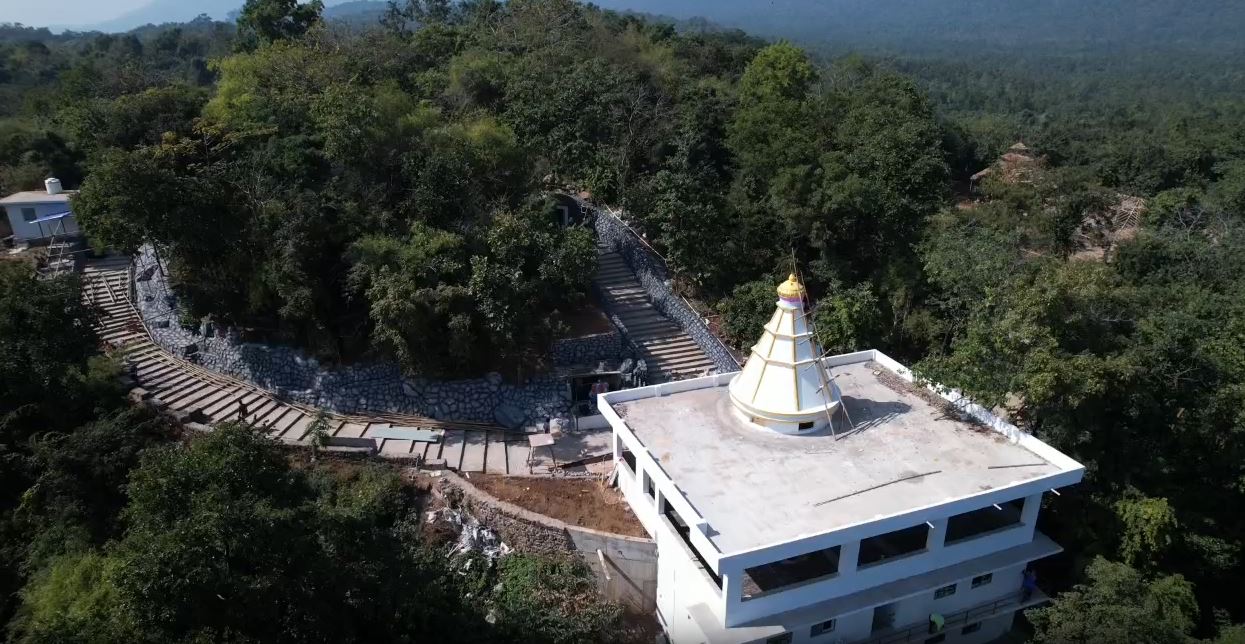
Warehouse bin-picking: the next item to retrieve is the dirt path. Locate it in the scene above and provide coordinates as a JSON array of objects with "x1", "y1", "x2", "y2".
[{"x1": 467, "y1": 473, "x2": 646, "y2": 537}]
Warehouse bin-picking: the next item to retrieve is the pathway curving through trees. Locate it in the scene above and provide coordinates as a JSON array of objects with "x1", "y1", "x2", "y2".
[{"x1": 83, "y1": 256, "x2": 610, "y2": 474}]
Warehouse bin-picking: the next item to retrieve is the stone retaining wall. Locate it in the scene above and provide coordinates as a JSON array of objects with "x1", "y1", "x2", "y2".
[
  {"x1": 132, "y1": 246, "x2": 583, "y2": 427},
  {"x1": 551, "y1": 330, "x2": 625, "y2": 367},
  {"x1": 437, "y1": 472, "x2": 658, "y2": 610},
  {"x1": 591, "y1": 209, "x2": 740, "y2": 374}
]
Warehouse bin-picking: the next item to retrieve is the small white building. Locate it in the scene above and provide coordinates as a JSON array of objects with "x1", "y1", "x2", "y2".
[
  {"x1": 599, "y1": 275, "x2": 1083, "y2": 644},
  {"x1": 0, "y1": 178, "x2": 79, "y2": 244}
]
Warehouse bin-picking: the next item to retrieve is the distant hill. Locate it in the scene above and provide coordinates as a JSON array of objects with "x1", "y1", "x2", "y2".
[
  {"x1": 592, "y1": 0, "x2": 1245, "y2": 53},
  {"x1": 69, "y1": 0, "x2": 384, "y2": 33},
  {"x1": 80, "y1": 0, "x2": 240, "y2": 32},
  {"x1": 324, "y1": 1, "x2": 388, "y2": 25}
]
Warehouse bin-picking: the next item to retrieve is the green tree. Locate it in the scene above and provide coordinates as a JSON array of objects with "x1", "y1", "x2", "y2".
[
  {"x1": 348, "y1": 222, "x2": 472, "y2": 375},
  {"x1": 1115, "y1": 493, "x2": 1179, "y2": 570},
  {"x1": 728, "y1": 42, "x2": 818, "y2": 184},
  {"x1": 811, "y1": 283, "x2": 881, "y2": 354},
  {"x1": 8, "y1": 550, "x2": 136, "y2": 644},
  {"x1": 236, "y1": 0, "x2": 324, "y2": 50},
  {"x1": 718, "y1": 280, "x2": 778, "y2": 348},
  {"x1": 1028, "y1": 557, "x2": 1198, "y2": 644},
  {"x1": 491, "y1": 555, "x2": 621, "y2": 644},
  {"x1": 0, "y1": 264, "x2": 102, "y2": 435}
]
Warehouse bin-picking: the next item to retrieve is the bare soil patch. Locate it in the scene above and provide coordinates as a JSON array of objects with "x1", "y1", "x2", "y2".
[{"x1": 467, "y1": 473, "x2": 646, "y2": 537}]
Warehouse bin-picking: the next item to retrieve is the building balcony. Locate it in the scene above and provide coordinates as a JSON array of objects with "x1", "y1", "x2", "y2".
[{"x1": 852, "y1": 588, "x2": 1051, "y2": 644}]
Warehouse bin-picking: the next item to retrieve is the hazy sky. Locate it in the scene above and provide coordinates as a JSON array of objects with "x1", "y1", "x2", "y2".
[{"x1": 0, "y1": 0, "x2": 151, "y2": 26}]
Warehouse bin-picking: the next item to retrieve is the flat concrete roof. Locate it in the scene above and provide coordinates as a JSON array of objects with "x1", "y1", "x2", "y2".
[
  {"x1": 612, "y1": 359, "x2": 1064, "y2": 554},
  {"x1": 0, "y1": 191, "x2": 74, "y2": 205}
]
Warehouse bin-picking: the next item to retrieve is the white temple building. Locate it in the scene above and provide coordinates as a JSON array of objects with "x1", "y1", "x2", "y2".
[{"x1": 599, "y1": 274, "x2": 1083, "y2": 644}]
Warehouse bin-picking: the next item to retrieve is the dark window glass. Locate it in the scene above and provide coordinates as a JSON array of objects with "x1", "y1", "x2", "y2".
[{"x1": 810, "y1": 619, "x2": 836, "y2": 637}]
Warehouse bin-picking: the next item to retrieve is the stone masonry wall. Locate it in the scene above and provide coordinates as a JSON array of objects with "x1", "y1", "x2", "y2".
[
  {"x1": 550, "y1": 330, "x2": 624, "y2": 367},
  {"x1": 591, "y1": 208, "x2": 741, "y2": 373},
  {"x1": 132, "y1": 246, "x2": 607, "y2": 427}
]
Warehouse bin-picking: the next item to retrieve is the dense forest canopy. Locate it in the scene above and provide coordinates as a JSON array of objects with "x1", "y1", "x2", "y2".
[
  {"x1": 1, "y1": 0, "x2": 1245, "y2": 641},
  {"x1": 592, "y1": 0, "x2": 1245, "y2": 54}
]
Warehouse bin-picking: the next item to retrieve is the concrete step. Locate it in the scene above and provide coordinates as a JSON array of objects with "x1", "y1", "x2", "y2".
[
  {"x1": 603, "y1": 292, "x2": 649, "y2": 303},
  {"x1": 634, "y1": 334, "x2": 702, "y2": 347},
  {"x1": 623, "y1": 323, "x2": 682, "y2": 337},
  {"x1": 615, "y1": 312, "x2": 675, "y2": 326},
  {"x1": 644, "y1": 343, "x2": 707, "y2": 360},
  {"x1": 629, "y1": 329, "x2": 685, "y2": 343},
  {"x1": 649, "y1": 354, "x2": 714, "y2": 371}
]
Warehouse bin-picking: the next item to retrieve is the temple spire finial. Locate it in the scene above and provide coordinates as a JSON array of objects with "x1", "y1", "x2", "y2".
[
  {"x1": 726, "y1": 270, "x2": 841, "y2": 435},
  {"x1": 776, "y1": 273, "x2": 805, "y2": 302}
]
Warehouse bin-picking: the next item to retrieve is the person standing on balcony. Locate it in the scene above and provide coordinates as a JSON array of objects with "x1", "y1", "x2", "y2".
[{"x1": 1022, "y1": 568, "x2": 1038, "y2": 601}]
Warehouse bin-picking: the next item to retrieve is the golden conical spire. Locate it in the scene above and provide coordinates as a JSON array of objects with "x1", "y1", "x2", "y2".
[
  {"x1": 776, "y1": 273, "x2": 805, "y2": 301},
  {"x1": 727, "y1": 271, "x2": 839, "y2": 435}
]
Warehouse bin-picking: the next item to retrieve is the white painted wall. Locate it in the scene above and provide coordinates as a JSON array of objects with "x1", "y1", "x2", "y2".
[
  {"x1": 616, "y1": 455, "x2": 727, "y2": 631},
  {"x1": 726, "y1": 561, "x2": 1027, "y2": 644},
  {"x1": 3, "y1": 202, "x2": 78, "y2": 241},
  {"x1": 722, "y1": 494, "x2": 1042, "y2": 625},
  {"x1": 600, "y1": 353, "x2": 1081, "y2": 644}
]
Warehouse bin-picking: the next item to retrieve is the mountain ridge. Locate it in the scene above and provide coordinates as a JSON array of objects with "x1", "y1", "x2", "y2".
[
  {"x1": 592, "y1": 0, "x2": 1245, "y2": 52},
  {"x1": 63, "y1": 0, "x2": 381, "y2": 33}
]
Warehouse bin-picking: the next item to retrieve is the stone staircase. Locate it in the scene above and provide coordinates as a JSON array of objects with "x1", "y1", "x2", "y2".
[{"x1": 595, "y1": 247, "x2": 716, "y2": 382}]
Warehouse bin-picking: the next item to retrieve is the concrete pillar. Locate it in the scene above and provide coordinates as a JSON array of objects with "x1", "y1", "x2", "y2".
[
  {"x1": 839, "y1": 539, "x2": 861, "y2": 575},
  {"x1": 720, "y1": 568, "x2": 741, "y2": 625},
  {"x1": 926, "y1": 518, "x2": 948, "y2": 551},
  {"x1": 1021, "y1": 493, "x2": 1043, "y2": 526}
]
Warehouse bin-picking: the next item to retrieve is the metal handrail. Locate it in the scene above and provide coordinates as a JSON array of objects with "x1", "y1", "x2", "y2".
[
  {"x1": 858, "y1": 591, "x2": 1030, "y2": 644},
  {"x1": 591, "y1": 203, "x2": 741, "y2": 368}
]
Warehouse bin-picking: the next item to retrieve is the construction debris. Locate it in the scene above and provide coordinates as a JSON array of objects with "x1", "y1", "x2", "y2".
[{"x1": 425, "y1": 507, "x2": 513, "y2": 564}]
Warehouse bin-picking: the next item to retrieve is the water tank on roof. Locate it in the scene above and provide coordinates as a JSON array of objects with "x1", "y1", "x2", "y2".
[{"x1": 45, "y1": 177, "x2": 62, "y2": 195}]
